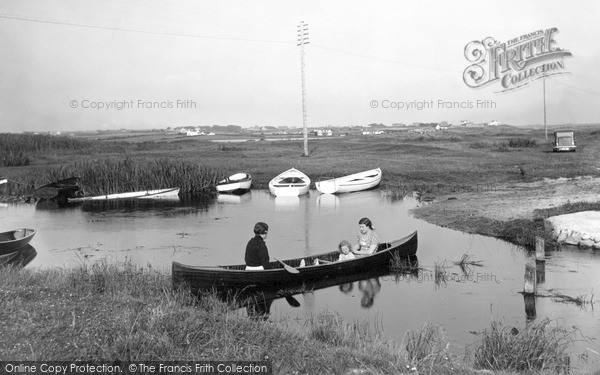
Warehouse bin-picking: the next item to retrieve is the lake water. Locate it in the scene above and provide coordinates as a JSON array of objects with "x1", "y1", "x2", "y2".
[{"x1": 2, "y1": 190, "x2": 599, "y2": 370}]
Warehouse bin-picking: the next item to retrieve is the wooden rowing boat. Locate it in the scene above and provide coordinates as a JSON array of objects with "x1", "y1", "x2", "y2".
[
  {"x1": 35, "y1": 176, "x2": 83, "y2": 203},
  {"x1": 216, "y1": 173, "x2": 252, "y2": 194},
  {"x1": 68, "y1": 187, "x2": 180, "y2": 202},
  {"x1": 0, "y1": 228, "x2": 36, "y2": 256},
  {"x1": 172, "y1": 230, "x2": 417, "y2": 295},
  {"x1": 315, "y1": 168, "x2": 382, "y2": 194},
  {"x1": 268, "y1": 168, "x2": 311, "y2": 197}
]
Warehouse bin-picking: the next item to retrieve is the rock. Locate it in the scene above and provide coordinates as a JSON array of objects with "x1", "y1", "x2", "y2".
[
  {"x1": 593, "y1": 242, "x2": 600, "y2": 250},
  {"x1": 579, "y1": 239, "x2": 595, "y2": 248},
  {"x1": 545, "y1": 212, "x2": 600, "y2": 243},
  {"x1": 565, "y1": 234, "x2": 582, "y2": 246}
]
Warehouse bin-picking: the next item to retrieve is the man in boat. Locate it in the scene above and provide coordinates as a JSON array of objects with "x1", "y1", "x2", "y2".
[{"x1": 245, "y1": 222, "x2": 270, "y2": 270}]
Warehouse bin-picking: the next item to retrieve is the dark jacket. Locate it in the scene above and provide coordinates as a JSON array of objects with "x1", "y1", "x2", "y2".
[{"x1": 245, "y1": 235, "x2": 270, "y2": 268}]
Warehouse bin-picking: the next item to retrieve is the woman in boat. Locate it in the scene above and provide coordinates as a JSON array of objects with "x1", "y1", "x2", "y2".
[
  {"x1": 352, "y1": 217, "x2": 380, "y2": 257},
  {"x1": 245, "y1": 222, "x2": 270, "y2": 270}
]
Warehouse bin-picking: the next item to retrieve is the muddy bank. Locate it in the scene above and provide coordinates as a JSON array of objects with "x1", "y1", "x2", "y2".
[{"x1": 411, "y1": 176, "x2": 600, "y2": 242}]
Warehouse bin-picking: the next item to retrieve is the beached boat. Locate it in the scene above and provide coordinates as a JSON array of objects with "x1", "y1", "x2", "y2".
[
  {"x1": 68, "y1": 187, "x2": 180, "y2": 202},
  {"x1": 315, "y1": 168, "x2": 382, "y2": 194},
  {"x1": 268, "y1": 168, "x2": 311, "y2": 197},
  {"x1": 0, "y1": 228, "x2": 36, "y2": 256},
  {"x1": 172, "y1": 230, "x2": 417, "y2": 295},
  {"x1": 216, "y1": 173, "x2": 252, "y2": 194},
  {"x1": 35, "y1": 176, "x2": 83, "y2": 203}
]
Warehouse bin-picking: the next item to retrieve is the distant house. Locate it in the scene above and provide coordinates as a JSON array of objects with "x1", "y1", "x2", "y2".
[{"x1": 488, "y1": 120, "x2": 499, "y2": 126}]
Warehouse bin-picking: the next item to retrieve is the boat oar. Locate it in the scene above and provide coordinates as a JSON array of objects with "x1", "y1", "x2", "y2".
[
  {"x1": 284, "y1": 295, "x2": 301, "y2": 307},
  {"x1": 274, "y1": 258, "x2": 299, "y2": 274}
]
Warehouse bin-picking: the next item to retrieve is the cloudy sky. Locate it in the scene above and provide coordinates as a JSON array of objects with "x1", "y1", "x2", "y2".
[{"x1": 1, "y1": 0, "x2": 599, "y2": 132}]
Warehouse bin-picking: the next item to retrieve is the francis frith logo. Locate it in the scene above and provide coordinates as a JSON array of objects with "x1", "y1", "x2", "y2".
[{"x1": 463, "y1": 27, "x2": 572, "y2": 91}]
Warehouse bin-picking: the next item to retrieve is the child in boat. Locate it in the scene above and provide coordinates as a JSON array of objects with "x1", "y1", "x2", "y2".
[{"x1": 338, "y1": 240, "x2": 356, "y2": 261}]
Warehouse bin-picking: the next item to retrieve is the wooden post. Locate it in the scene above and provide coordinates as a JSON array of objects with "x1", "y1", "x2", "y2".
[
  {"x1": 524, "y1": 294, "x2": 537, "y2": 321},
  {"x1": 535, "y1": 236, "x2": 545, "y2": 262},
  {"x1": 524, "y1": 263, "x2": 537, "y2": 321},
  {"x1": 536, "y1": 261, "x2": 546, "y2": 285},
  {"x1": 524, "y1": 264, "x2": 536, "y2": 295}
]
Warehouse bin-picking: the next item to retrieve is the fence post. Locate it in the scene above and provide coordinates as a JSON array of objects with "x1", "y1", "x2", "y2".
[
  {"x1": 535, "y1": 236, "x2": 545, "y2": 262},
  {"x1": 524, "y1": 264, "x2": 536, "y2": 295}
]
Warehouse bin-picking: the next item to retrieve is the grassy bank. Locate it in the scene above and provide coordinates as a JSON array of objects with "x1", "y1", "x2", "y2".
[{"x1": 0, "y1": 263, "x2": 578, "y2": 374}]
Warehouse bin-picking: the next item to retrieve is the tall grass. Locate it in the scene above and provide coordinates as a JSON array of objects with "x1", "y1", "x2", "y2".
[
  {"x1": 41, "y1": 158, "x2": 225, "y2": 196},
  {"x1": 474, "y1": 319, "x2": 574, "y2": 372},
  {"x1": 0, "y1": 133, "x2": 92, "y2": 154}
]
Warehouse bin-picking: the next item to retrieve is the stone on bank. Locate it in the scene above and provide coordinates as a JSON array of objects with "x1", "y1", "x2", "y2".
[{"x1": 544, "y1": 211, "x2": 600, "y2": 249}]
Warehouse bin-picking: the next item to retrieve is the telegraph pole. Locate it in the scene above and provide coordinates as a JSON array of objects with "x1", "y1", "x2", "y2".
[
  {"x1": 543, "y1": 75, "x2": 547, "y2": 142},
  {"x1": 297, "y1": 21, "x2": 309, "y2": 156}
]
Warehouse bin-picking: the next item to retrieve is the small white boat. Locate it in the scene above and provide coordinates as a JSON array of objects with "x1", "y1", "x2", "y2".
[
  {"x1": 68, "y1": 187, "x2": 180, "y2": 202},
  {"x1": 268, "y1": 168, "x2": 310, "y2": 197},
  {"x1": 315, "y1": 168, "x2": 382, "y2": 194},
  {"x1": 216, "y1": 173, "x2": 252, "y2": 194}
]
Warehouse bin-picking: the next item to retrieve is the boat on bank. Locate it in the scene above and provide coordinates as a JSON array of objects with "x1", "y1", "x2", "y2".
[
  {"x1": 315, "y1": 168, "x2": 382, "y2": 194},
  {"x1": 216, "y1": 173, "x2": 252, "y2": 194},
  {"x1": 35, "y1": 177, "x2": 83, "y2": 204},
  {"x1": 0, "y1": 228, "x2": 36, "y2": 255},
  {"x1": 172, "y1": 230, "x2": 417, "y2": 295},
  {"x1": 268, "y1": 168, "x2": 310, "y2": 197},
  {"x1": 68, "y1": 187, "x2": 180, "y2": 202}
]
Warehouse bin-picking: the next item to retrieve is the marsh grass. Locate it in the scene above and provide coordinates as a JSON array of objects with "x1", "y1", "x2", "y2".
[
  {"x1": 0, "y1": 263, "x2": 580, "y2": 374},
  {"x1": 41, "y1": 158, "x2": 224, "y2": 196},
  {"x1": 473, "y1": 319, "x2": 575, "y2": 372}
]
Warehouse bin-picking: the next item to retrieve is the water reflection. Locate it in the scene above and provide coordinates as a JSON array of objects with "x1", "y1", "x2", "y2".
[
  {"x1": 217, "y1": 192, "x2": 252, "y2": 204},
  {"x1": 240, "y1": 255, "x2": 419, "y2": 319},
  {"x1": 0, "y1": 245, "x2": 37, "y2": 268}
]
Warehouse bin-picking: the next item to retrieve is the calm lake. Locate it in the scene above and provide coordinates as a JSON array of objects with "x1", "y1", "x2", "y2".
[{"x1": 2, "y1": 190, "x2": 599, "y2": 369}]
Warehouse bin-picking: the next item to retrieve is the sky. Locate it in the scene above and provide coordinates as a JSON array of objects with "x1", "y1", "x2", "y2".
[{"x1": 1, "y1": 0, "x2": 599, "y2": 132}]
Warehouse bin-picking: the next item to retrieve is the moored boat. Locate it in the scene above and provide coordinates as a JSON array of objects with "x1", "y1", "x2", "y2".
[
  {"x1": 68, "y1": 187, "x2": 180, "y2": 202},
  {"x1": 172, "y1": 230, "x2": 417, "y2": 295},
  {"x1": 315, "y1": 168, "x2": 382, "y2": 194},
  {"x1": 216, "y1": 173, "x2": 252, "y2": 194},
  {"x1": 35, "y1": 176, "x2": 83, "y2": 203},
  {"x1": 0, "y1": 228, "x2": 36, "y2": 256},
  {"x1": 268, "y1": 168, "x2": 310, "y2": 197}
]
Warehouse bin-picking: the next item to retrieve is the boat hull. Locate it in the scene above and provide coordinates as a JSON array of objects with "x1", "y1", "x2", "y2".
[
  {"x1": 316, "y1": 168, "x2": 382, "y2": 194},
  {"x1": 216, "y1": 173, "x2": 252, "y2": 194},
  {"x1": 268, "y1": 168, "x2": 311, "y2": 197},
  {"x1": 0, "y1": 228, "x2": 36, "y2": 255},
  {"x1": 69, "y1": 187, "x2": 180, "y2": 202},
  {"x1": 172, "y1": 231, "x2": 417, "y2": 295}
]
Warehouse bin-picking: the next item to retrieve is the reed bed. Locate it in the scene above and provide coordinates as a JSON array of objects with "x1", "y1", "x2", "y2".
[
  {"x1": 42, "y1": 158, "x2": 225, "y2": 196},
  {"x1": 473, "y1": 319, "x2": 574, "y2": 372}
]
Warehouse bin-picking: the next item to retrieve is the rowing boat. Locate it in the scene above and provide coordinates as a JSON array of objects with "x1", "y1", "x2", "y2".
[
  {"x1": 35, "y1": 176, "x2": 83, "y2": 203},
  {"x1": 268, "y1": 168, "x2": 311, "y2": 197},
  {"x1": 315, "y1": 168, "x2": 382, "y2": 194},
  {"x1": 172, "y1": 230, "x2": 417, "y2": 295},
  {"x1": 0, "y1": 228, "x2": 36, "y2": 256},
  {"x1": 216, "y1": 173, "x2": 252, "y2": 194},
  {"x1": 68, "y1": 187, "x2": 180, "y2": 202}
]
